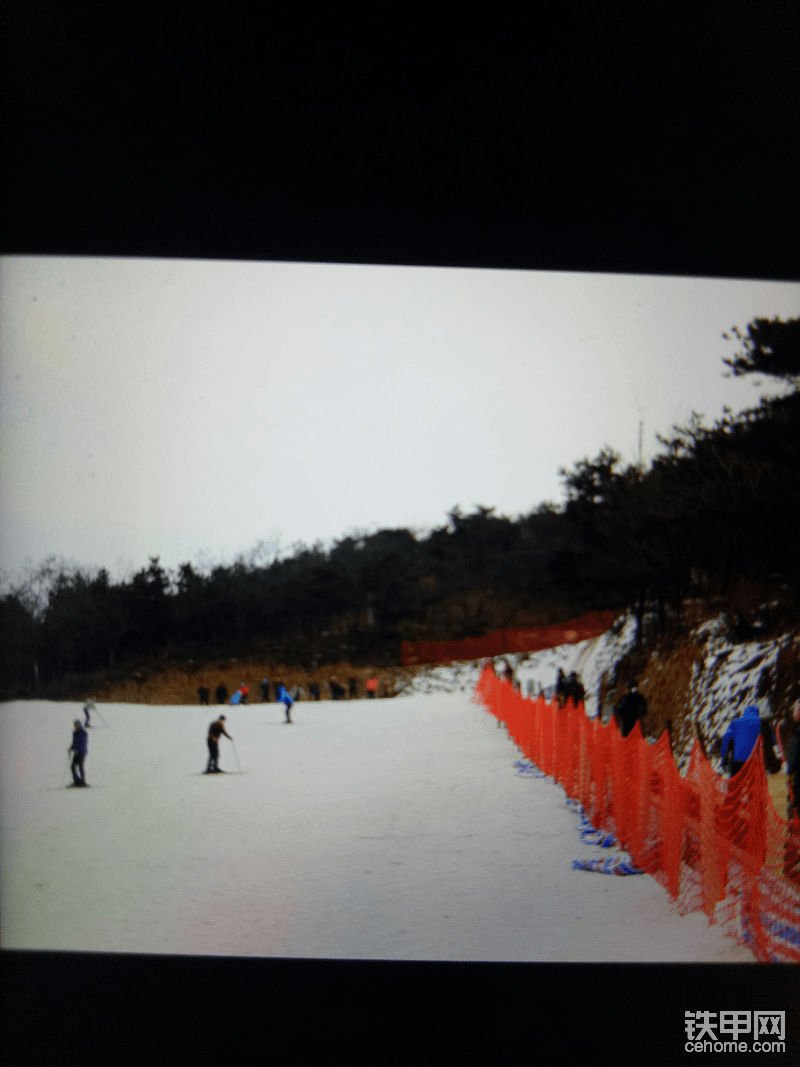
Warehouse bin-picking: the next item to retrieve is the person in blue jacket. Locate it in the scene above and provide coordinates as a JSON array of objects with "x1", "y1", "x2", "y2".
[
  {"x1": 69, "y1": 719, "x2": 89, "y2": 786},
  {"x1": 720, "y1": 706, "x2": 762, "y2": 777},
  {"x1": 277, "y1": 685, "x2": 294, "y2": 724}
]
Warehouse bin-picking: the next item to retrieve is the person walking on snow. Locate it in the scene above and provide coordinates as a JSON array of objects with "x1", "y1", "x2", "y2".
[
  {"x1": 616, "y1": 680, "x2": 648, "y2": 738},
  {"x1": 720, "y1": 705, "x2": 762, "y2": 777},
  {"x1": 206, "y1": 714, "x2": 233, "y2": 773},
  {"x1": 277, "y1": 685, "x2": 294, "y2": 724},
  {"x1": 83, "y1": 698, "x2": 95, "y2": 727},
  {"x1": 69, "y1": 719, "x2": 89, "y2": 786}
]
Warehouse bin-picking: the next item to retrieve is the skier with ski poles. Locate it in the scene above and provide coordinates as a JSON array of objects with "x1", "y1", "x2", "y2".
[
  {"x1": 277, "y1": 685, "x2": 294, "y2": 724},
  {"x1": 68, "y1": 719, "x2": 89, "y2": 786},
  {"x1": 206, "y1": 714, "x2": 233, "y2": 773},
  {"x1": 83, "y1": 697, "x2": 95, "y2": 727}
]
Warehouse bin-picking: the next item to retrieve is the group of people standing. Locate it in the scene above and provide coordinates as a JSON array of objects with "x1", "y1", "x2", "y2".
[
  {"x1": 198, "y1": 675, "x2": 388, "y2": 706},
  {"x1": 555, "y1": 669, "x2": 587, "y2": 710}
]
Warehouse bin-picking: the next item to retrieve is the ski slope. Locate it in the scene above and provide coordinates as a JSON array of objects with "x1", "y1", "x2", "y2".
[{"x1": 0, "y1": 693, "x2": 753, "y2": 962}]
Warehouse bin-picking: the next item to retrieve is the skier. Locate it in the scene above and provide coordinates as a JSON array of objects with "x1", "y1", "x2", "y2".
[
  {"x1": 616, "y1": 680, "x2": 648, "y2": 738},
  {"x1": 309, "y1": 681, "x2": 320, "y2": 701},
  {"x1": 197, "y1": 686, "x2": 210, "y2": 706},
  {"x1": 83, "y1": 697, "x2": 95, "y2": 727},
  {"x1": 215, "y1": 683, "x2": 228, "y2": 705},
  {"x1": 348, "y1": 677, "x2": 358, "y2": 699},
  {"x1": 366, "y1": 676, "x2": 379, "y2": 698},
  {"x1": 206, "y1": 714, "x2": 233, "y2": 773},
  {"x1": 240, "y1": 683, "x2": 249, "y2": 705},
  {"x1": 720, "y1": 706, "x2": 762, "y2": 777},
  {"x1": 277, "y1": 685, "x2": 294, "y2": 724},
  {"x1": 69, "y1": 719, "x2": 89, "y2": 786},
  {"x1": 261, "y1": 678, "x2": 270, "y2": 702}
]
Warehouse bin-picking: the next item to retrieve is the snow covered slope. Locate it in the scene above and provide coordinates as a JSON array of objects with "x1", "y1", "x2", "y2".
[{"x1": 0, "y1": 693, "x2": 751, "y2": 962}]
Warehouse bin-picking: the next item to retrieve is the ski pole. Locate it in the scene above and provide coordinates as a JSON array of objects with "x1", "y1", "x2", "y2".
[
  {"x1": 94, "y1": 706, "x2": 109, "y2": 728},
  {"x1": 231, "y1": 739, "x2": 242, "y2": 773}
]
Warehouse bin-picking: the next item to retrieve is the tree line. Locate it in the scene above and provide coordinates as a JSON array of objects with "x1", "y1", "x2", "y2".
[{"x1": 1, "y1": 316, "x2": 798, "y2": 699}]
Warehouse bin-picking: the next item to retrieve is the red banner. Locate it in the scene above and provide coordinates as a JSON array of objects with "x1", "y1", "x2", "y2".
[
  {"x1": 401, "y1": 610, "x2": 617, "y2": 665},
  {"x1": 473, "y1": 666, "x2": 800, "y2": 962}
]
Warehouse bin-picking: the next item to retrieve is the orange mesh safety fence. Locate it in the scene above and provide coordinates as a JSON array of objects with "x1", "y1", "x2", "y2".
[
  {"x1": 400, "y1": 610, "x2": 616, "y2": 665},
  {"x1": 473, "y1": 665, "x2": 800, "y2": 962}
]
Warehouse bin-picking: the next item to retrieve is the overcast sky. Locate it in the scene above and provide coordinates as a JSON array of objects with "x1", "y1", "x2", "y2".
[{"x1": 1, "y1": 256, "x2": 798, "y2": 586}]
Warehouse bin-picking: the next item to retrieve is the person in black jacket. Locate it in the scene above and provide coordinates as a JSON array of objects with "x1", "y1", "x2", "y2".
[
  {"x1": 215, "y1": 683, "x2": 228, "y2": 705},
  {"x1": 206, "y1": 715, "x2": 233, "y2": 773},
  {"x1": 197, "y1": 686, "x2": 210, "y2": 706},
  {"x1": 566, "y1": 672, "x2": 585, "y2": 708},
  {"x1": 555, "y1": 669, "x2": 568, "y2": 707},
  {"x1": 616, "y1": 680, "x2": 648, "y2": 739}
]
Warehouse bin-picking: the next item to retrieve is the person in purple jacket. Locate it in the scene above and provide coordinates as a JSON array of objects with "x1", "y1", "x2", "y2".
[
  {"x1": 720, "y1": 706, "x2": 762, "y2": 777},
  {"x1": 69, "y1": 720, "x2": 89, "y2": 786}
]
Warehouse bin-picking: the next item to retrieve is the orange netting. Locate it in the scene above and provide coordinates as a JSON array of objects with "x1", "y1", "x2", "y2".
[
  {"x1": 473, "y1": 665, "x2": 800, "y2": 962},
  {"x1": 401, "y1": 610, "x2": 617, "y2": 665}
]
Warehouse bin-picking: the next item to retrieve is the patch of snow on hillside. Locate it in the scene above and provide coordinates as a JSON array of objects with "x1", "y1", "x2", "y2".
[
  {"x1": 687, "y1": 618, "x2": 788, "y2": 772},
  {"x1": 399, "y1": 615, "x2": 639, "y2": 721}
]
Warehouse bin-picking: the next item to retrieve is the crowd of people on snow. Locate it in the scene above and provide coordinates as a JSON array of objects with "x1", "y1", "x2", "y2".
[{"x1": 196, "y1": 675, "x2": 389, "y2": 708}]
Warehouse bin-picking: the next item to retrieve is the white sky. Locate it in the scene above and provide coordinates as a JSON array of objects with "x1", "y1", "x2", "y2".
[{"x1": 1, "y1": 256, "x2": 798, "y2": 585}]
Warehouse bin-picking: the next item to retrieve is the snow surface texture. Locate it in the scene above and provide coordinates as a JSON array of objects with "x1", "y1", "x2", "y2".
[{"x1": 0, "y1": 693, "x2": 751, "y2": 961}]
